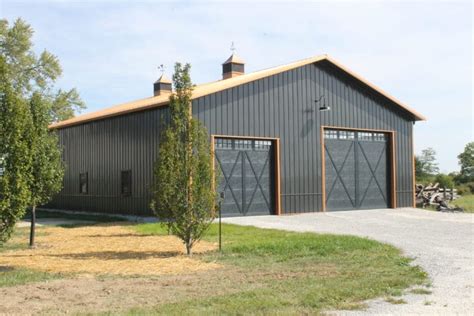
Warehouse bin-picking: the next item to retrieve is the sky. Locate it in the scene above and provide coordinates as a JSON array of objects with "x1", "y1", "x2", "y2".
[{"x1": 1, "y1": 0, "x2": 472, "y2": 172}]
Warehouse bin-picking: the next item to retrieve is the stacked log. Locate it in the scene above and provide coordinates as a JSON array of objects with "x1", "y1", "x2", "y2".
[{"x1": 415, "y1": 183, "x2": 463, "y2": 212}]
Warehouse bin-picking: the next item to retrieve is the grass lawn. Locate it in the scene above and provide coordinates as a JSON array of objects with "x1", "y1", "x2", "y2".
[
  {"x1": 126, "y1": 223, "x2": 428, "y2": 315},
  {"x1": 1, "y1": 216, "x2": 428, "y2": 314},
  {"x1": 0, "y1": 228, "x2": 64, "y2": 287},
  {"x1": 452, "y1": 194, "x2": 474, "y2": 212}
]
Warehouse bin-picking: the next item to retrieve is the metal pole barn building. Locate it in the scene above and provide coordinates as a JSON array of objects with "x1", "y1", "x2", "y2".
[{"x1": 48, "y1": 54, "x2": 426, "y2": 216}]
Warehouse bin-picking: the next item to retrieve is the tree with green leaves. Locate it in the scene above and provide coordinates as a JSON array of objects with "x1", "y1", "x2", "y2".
[
  {"x1": 415, "y1": 147, "x2": 439, "y2": 179},
  {"x1": 456, "y1": 142, "x2": 474, "y2": 183},
  {"x1": 151, "y1": 63, "x2": 218, "y2": 255},
  {"x1": 0, "y1": 18, "x2": 85, "y2": 121},
  {"x1": 1, "y1": 18, "x2": 71, "y2": 246},
  {"x1": 26, "y1": 93, "x2": 65, "y2": 247},
  {"x1": 0, "y1": 56, "x2": 32, "y2": 245},
  {"x1": 414, "y1": 156, "x2": 424, "y2": 179},
  {"x1": 434, "y1": 173, "x2": 454, "y2": 189}
]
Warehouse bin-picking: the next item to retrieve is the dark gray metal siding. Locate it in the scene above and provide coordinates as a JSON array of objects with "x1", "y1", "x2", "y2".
[
  {"x1": 193, "y1": 61, "x2": 415, "y2": 213},
  {"x1": 48, "y1": 108, "x2": 169, "y2": 215},
  {"x1": 50, "y1": 60, "x2": 415, "y2": 215}
]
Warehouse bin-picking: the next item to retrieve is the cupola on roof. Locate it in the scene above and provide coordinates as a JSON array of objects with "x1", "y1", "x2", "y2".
[
  {"x1": 153, "y1": 74, "x2": 172, "y2": 96},
  {"x1": 222, "y1": 53, "x2": 245, "y2": 79}
]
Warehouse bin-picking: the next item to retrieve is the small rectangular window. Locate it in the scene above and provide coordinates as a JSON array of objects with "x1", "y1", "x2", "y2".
[
  {"x1": 215, "y1": 138, "x2": 234, "y2": 150},
  {"x1": 373, "y1": 133, "x2": 387, "y2": 142},
  {"x1": 324, "y1": 130, "x2": 338, "y2": 139},
  {"x1": 339, "y1": 131, "x2": 355, "y2": 140},
  {"x1": 121, "y1": 170, "x2": 132, "y2": 196},
  {"x1": 79, "y1": 172, "x2": 88, "y2": 194},
  {"x1": 358, "y1": 132, "x2": 373, "y2": 141},
  {"x1": 234, "y1": 139, "x2": 252, "y2": 149},
  {"x1": 254, "y1": 140, "x2": 272, "y2": 150}
]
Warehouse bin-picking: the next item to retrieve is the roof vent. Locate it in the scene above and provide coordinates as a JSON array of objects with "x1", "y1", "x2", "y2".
[
  {"x1": 222, "y1": 53, "x2": 245, "y2": 80},
  {"x1": 153, "y1": 74, "x2": 172, "y2": 96}
]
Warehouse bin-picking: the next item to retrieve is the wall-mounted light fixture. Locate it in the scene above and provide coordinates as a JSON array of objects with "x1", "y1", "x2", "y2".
[{"x1": 315, "y1": 95, "x2": 330, "y2": 112}]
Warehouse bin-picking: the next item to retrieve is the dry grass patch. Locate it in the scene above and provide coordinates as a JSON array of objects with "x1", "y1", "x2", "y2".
[{"x1": 0, "y1": 223, "x2": 218, "y2": 276}]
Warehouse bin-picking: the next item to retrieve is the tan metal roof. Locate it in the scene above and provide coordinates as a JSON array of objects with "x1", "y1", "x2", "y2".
[
  {"x1": 49, "y1": 54, "x2": 426, "y2": 129},
  {"x1": 154, "y1": 74, "x2": 172, "y2": 84},
  {"x1": 223, "y1": 53, "x2": 245, "y2": 65}
]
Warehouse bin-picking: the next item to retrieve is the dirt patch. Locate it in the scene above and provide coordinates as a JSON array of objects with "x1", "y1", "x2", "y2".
[
  {"x1": 0, "y1": 223, "x2": 219, "y2": 276},
  {"x1": 0, "y1": 268, "x2": 258, "y2": 315},
  {"x1": 0, "y1": 262, "x2": 331, "y2": 315}
]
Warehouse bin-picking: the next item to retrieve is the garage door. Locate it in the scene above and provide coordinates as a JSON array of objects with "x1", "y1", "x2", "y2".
[
  {"x1": 324, "y1": 129, "x2": 390, "y2": 211},
  {"x1": 214, "y1": 138, "x2": 274, "y2": 216}
]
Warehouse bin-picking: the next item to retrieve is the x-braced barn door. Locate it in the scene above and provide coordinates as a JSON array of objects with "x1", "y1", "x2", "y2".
[
  {"x1": 324, "y1": 129, "x2": 391, "y2": 211},
  {"x1": 214, "y1": 138, "x2": 274, "y2": 216}
]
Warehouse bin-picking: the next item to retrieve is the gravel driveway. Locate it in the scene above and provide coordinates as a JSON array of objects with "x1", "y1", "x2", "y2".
[{"x1": 223, "y1": 208, "x2": 474, "y2": 315}]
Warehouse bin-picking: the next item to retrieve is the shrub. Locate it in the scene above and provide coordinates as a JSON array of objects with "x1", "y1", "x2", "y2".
[
  {"x1": 434, "y1": 174, "x2": 454, "y2": 189},
  {"x1": 416, "y1": 175, "x2": 435, "y2": 186},
  {"x1": 456, "y1": 182, "x2": 474, "y2": 195}
]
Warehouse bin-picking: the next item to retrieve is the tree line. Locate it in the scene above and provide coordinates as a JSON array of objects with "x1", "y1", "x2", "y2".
[{"x1": 415, "y1": 143, "x2": 474, "y2": 194}]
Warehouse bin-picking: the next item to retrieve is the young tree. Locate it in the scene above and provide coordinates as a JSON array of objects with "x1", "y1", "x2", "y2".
[
  {"x1": 0, "y1": 57, "x2": 32, "y2": 245},
  {"x1": 415, "y1": 147, "x2": 439, "y2": 178},
  {"x1": 151, "y1": 63, "x2": 218, "y2": 255},
  {"x1": 414, "y1": 156, "x2": 424, "y2": 179},
  {"x1": 26, "y1": 93, "x2": 65, "y2": 247},
  {"x1": 0, "y1": 18, "x2": 70, "y2": 246},
  {"x1": 456, "y1": 142, "x2": 474, "y2": 183},
  {"x1": 0, "y1": 18, "x2": 85, "y2": 121}
]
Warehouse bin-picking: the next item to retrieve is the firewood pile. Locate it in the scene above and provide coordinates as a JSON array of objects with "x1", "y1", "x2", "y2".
[{"x1": 415, "y1": 183, "x2": 463, "y2": 212}]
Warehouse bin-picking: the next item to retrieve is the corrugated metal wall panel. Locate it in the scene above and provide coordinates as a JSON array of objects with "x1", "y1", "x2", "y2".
[
  {"x1": 50, "y1": 61, "x2": 415, "y2": 215},
  {"x1": 48, "y1": 107, "x2": 170, "y2": 215},
  {"x1": 193, "y1": 62, "x2": 415, "y2": 213}
]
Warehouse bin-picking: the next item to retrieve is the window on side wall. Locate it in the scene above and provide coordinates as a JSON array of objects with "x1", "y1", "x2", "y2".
[
  {"x1": 121, "y1": 170, "x2": 132, "y2": 196},
  {"x1": 79, "y1": 172, "x2": 88, "y2": 194}
]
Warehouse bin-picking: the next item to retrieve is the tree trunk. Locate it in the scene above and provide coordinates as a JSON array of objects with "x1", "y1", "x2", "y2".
[
  {"x1": 186, "y1": 242, "x2": 192, "y2": 256},
  {"x1": 29, "y1": 205, "x2": 36, "y2": 248}
]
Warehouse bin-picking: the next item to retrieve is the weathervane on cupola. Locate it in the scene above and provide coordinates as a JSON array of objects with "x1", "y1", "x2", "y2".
[
  {"x1": 153, "y1": 64, "x2": 172, "y2": 96},
  {"x1": 158, "y1": 64, "x2": 165, "y2": 75},
  {"x1": 222, "y1": 42, "x2": 245, "y2": 80}
]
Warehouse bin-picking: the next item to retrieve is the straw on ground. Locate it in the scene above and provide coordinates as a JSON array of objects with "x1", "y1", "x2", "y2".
[{"x1": 0, "y1": 223, "x2": 218, "y2": 276}]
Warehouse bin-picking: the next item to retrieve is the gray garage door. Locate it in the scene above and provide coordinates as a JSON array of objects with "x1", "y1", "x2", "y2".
[
  {"x1": 214, "y1": 138, "x2": 274, "y2": 216},
  {"x1": 324, "y1": 129, "x2": 390, "y2": 211}
]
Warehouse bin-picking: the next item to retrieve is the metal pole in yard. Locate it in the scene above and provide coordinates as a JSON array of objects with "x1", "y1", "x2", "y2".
[
  {"x1": 219, "y1": 191, "x2": 225, "y2": 252},
  {"x1": 219, "y1": 207, "x2": 222, "y2": 252}
]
